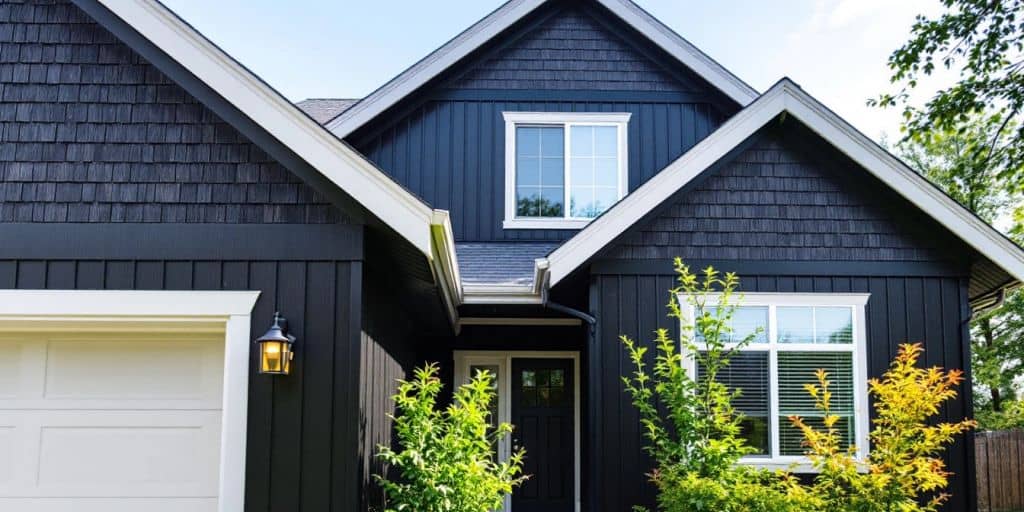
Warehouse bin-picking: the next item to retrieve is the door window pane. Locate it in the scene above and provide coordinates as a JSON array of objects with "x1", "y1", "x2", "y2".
[
  {"x1": 515, "y1": 126, "x2": 564, "y2": 218},
  {"x1": 469, "y1": 364, "x2": 500, "y2": 430},
  {"x1": 520, "y1": 368, "x2": 569, "y2": 407}
]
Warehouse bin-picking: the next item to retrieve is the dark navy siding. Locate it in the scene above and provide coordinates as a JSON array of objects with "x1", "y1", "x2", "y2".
[
  {"x1": 0, "y1": 254, "x2": 367, "y2": 512},
  {"x1": 0, "y1": 2, "x2": 372, "y2": 510},
  {"x1": 449, "y1": 7, "x2": 702, "y2": 92},
  {"x1": 349, "y1": 3, "x2": 737, "y2": 242},
  {"x1": 0, "y1": 0, "x2": 341, "y2": 224},
  {"x1": 587, "y1": 271, "x2": 975, "y2": 512},
  {"x1": 605, "y1": 125, "x2": 971, "y2": 264}
]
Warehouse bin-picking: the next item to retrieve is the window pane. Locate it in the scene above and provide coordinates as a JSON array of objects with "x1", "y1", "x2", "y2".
[
  {"x1": 570, "y1": 125, "x2": 593, "y2": 157},
  {"x1": 540, "y1": 126, "x2": 564, "y2": 156},
  {"x1": 516, "y1": 156, "x2": 540, "y2": 187},
  {"x1": 729, "y1": 306, "x2": 768, "y2": 343},
  {"x1": 516, "y1": 126, "x2": 564, "y2": 218},
  {"x1": 539, "y1": 187, "x2": 564, "y2": 217},
  {"x1": 816, "y1": 307, "x2": 853, "y2": 344},
  {"x1": 569, "y1": 188, "x2": 596, "y2": 218},
  {"x1": 593, "y1": 187, "x2": 618, "y2": 215},
  {"x1": 540, "y1": 157, "x2": 564, "y2": 187},
  {"x1": 594, "y1": 157, "x2": 618, "y2": 187},
  {"x1": 516, "y1": 127, "x2": 540, "y2": 156},
  {"x1": 778, "y1": 306, "x2": 814, "y2": 343},
  {"x1": 470, "y1": 364, "x2": 501, "y2": 429},
  {"x1": 570, "y1": 157, "x2": 593, "y2": 186},
  {"x1": 516, "y1": 188, "x2": 539, "y2": 216},
  {"x1": 777, "y1": 352, "x2": 855, "y2": 455},
  {"x1": 696, "y1": 351, "x2": 770, "y2": 455},
  {"x1": 593, "y1": 126, "x2": 618, "y2": 157}
]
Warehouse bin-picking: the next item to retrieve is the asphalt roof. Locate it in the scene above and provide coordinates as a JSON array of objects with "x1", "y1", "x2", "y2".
[
  {"x1": 456, "y1": 242, "x2": 560, "y2": 287},
  {"x1": 295, "y1": 98, "x2": 359, "y2": 124}
]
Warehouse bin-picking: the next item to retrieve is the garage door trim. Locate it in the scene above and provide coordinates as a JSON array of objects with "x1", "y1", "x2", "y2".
[{"x1": 0, "y1": 289, "x2": 260, "y2": 512}]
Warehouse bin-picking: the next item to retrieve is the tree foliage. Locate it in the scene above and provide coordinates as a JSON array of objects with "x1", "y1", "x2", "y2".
[
  {"x1": 890, "y1": 112, "x2": 1024, "y2": 429},
  {"x1": 871, "y1": 0, "x2": 1024, "y2": 190},
  {"x1": 375, "y1": 364, "x2": 526, "y2": 512},
  {"x1": 792, "y1": 344, "x2": 977, "y2": 512},
  {"x1": 620, "y1": 259, "x2": 814, "y2": 512}
]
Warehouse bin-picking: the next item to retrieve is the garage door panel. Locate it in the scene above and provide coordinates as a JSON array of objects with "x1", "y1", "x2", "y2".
[
  {"x1": 44, "y1": 338, "x2": 224, "y2": 403},
  {"x1": 0, "y1": 411, "x2": 221, "y2": 498},
  {"x1": 0, "y1": 331, "x2": 226, "y2": 508},
  {"x1": 0, "y1": 497, "x2": 217, "y2": 512}
]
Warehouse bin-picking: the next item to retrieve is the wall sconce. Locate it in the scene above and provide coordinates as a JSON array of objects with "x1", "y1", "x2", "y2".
[{"x1": 255, "y1": 312, "x2": 296, "y2": 375}]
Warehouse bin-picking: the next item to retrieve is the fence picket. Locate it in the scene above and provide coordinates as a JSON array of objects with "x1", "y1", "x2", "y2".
[{"x1": 975, "y1": 429, "x2": 1024, "y2": 512}]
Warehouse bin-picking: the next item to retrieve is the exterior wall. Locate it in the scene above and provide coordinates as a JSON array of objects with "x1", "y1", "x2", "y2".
[
  {"x1": 348, "y1": 2, "x2": 737, "y2": 242},
  {"x1": 0, "y1": 243, "x2": 366, "y2": 512},
  {"x1": 584, "y1": 123, "x2": 978, "y2": 511},
  {"x1": 587, "y1": 271, "x2": 974, "y2": 512},
  {"x1": 0, "y1": 2, "x2": 371, "y2": 510},
  {"x1": 359, "y1": 265, "x2": 416, "y2": 510}
]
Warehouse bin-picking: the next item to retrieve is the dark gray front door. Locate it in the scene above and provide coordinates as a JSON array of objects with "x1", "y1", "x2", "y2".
[{"x1": 511, "y1": 358, "x2": 574, "y2": 512}]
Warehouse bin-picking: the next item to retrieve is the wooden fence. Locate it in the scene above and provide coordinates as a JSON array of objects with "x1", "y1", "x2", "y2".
[{"x1": 976, "y1": 429, "x2": 1024, "y2": 512}]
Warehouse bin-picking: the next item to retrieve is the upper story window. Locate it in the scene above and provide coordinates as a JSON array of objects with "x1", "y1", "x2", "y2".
[
  {"x1": 502, "y1": 112, "x2": 630, "y2": 229},
  {"x1": 682, "y1": 293, "x2": 870, "y2": 471}
]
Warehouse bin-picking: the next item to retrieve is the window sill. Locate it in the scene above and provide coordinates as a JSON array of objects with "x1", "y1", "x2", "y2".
[
  {"x1": 739, "y1": 457, "x2": 868, "y2": 474},
  {"x1": 503, "y1": 218, "x2": 592, "y2": 230}
]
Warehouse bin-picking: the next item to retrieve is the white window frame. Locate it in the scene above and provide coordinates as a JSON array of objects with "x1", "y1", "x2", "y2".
[
  {"x1": 680, "y1": 292, "x2": 870, "y2": 471},
  {"x1": 502, "y1": 112, "x2": 630, "y2": 229},
  {"x1": 453, "y1": 350, "x2": 581, "y2": 512},
  {"x1": 0, "y1": 289, "x2": 260, "y2": 512}
]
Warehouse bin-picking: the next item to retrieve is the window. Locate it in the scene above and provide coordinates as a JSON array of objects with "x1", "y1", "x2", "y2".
[
  {"x1": 503, "y1": 112, "x2": 630, "y2": 229},
  {"x1": 683, "y1": 293, "x2": 870, "y2": 469}
]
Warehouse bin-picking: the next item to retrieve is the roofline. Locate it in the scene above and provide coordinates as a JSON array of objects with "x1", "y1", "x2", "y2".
[
  {"x1": 544, "y1": 78, "x2": 1024, "y2": 287},
  {"x1": 325, "y1": 0, "x2": 759, "y2": 138},
  {"x1": 88, "y1": 0, "x2": 466, "y2": 326}
]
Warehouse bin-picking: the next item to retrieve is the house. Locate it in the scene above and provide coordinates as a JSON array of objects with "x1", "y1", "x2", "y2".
[{"x1": 0, "y1": 0, "x2": 1019, "y2": 510}]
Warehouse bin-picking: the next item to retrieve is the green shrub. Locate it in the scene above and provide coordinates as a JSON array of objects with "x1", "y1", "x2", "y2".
[
  {"x1": 621, "y1": 259, "x2": 804, "y2": 511},
  {"x1": 375, "y1": 363, "x2": 526, "y2": 512},
  {"x1": 792, "y1": 343, "x2": 976, "y2": 512},
  {"x1": 622, "y1": 259, "x2": 974, "y2": 512}
]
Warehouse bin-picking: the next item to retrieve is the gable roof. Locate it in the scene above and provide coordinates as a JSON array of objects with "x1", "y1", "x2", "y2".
[
  {"x1": 81, "y1": 0, "x2": 462, "y2": 323},
  {"x1": 296, "y1": 98, "x2": 359, "y2": 124},
  {"x1": 541, "y1": 79, "x2": 1024, "y2": 295},
  {"x1": 324, "y1": 0, "x2": 759, "y2": 137}
]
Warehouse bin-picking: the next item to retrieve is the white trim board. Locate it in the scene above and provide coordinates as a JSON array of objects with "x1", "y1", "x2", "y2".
[
  {"x1": 0, "y1": 289, "x2": 260, "y2": 512},
  {"x1": 453, "y1": 350, "x2": 582, "y2": 512},
  {"x1": 325, "y1": 0, "x2": 758, "y2": 138},
  {"x1": 543, "y1": 79, "x2": 1024, "y2": 287}
]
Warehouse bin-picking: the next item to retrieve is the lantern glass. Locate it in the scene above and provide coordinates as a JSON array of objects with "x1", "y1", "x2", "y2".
[{"x1": 260, "y1": 339, "x2": 292, "y2": 375}]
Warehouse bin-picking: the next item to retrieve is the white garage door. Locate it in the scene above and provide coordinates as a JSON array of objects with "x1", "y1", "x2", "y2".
[{"x1": 0, "y1": 331, "x2": 225, "y2": 512}]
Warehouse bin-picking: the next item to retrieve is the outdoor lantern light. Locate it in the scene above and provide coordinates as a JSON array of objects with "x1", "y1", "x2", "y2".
[{"x1": 256, "y1": 312, "x2": 296, "y2": 375}]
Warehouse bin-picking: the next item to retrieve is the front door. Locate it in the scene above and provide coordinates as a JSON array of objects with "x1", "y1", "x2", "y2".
[{"x1": 511, "y1": 358, "x2": 574, "y2": 512}]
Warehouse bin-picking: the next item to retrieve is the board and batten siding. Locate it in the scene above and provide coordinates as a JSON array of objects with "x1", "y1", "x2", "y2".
[
  {"x1": 0, "y1": 248, "x2": 367, "y2": 512},
  {"x1": 348, "y1": 3, "x2": 737, "y2": 242},
  {"x1": 587, "y1": 271, "x2": 975, "y2": 512}
]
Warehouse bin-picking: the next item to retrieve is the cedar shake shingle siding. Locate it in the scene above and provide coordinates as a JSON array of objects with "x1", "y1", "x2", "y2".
[
  {"x1": 450, "y1": 7, "x2": 695, "y2": 92},
  {"x1": 607, "y1": 126, "x2": 968, "y2": 264},
  {"x1": 0, "y1": 0, "x2": 342, "y2": 224}
]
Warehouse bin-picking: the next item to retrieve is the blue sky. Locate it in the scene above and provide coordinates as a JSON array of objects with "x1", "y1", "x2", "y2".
[{"x1": 160, "y1": 0, "x2": 946, "y2": 142}]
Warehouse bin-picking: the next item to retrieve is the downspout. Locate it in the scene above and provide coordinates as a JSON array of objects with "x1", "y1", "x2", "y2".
[{"x1": 537, "y1": 260, "x2": 596, "y2": 325}]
